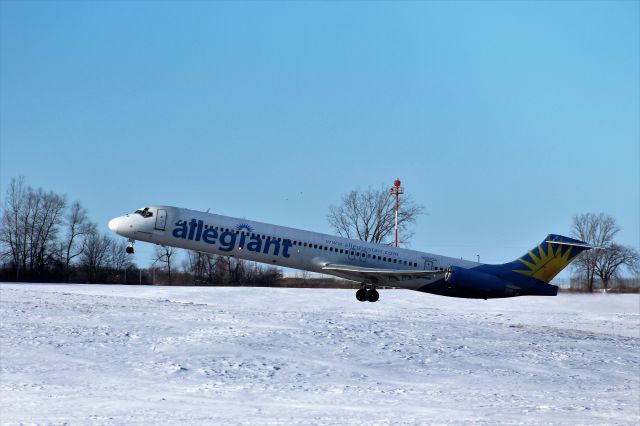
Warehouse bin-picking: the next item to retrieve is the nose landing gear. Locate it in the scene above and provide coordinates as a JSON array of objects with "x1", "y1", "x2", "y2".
[
  {"x1": 356, "y1": 284, "x2": 379, "y2": 303},
  {"x1": 126, "y1": 239, "x2": 135, "y2": 254}
]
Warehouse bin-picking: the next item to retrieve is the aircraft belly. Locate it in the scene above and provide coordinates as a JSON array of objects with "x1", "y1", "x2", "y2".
[
  {"x1": 393, "y1": 277, "x2": 436, "y2": 290},
  {"x1": 324, "y1": 270, "x2": 436, "y2": 290}
]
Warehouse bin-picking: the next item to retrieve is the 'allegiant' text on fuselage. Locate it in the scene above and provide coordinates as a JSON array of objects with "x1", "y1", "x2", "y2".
[{"x1": 172, "y1": 219, "x2": 292, "y2": 257}]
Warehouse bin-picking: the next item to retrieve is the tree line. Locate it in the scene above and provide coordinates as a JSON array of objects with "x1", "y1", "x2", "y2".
[
  {"x1": 151, "y1": 245, "x2": 282, "y2": 286},
  {"x1": 0, "y1": 177, "x2": 131, "y2": 283}
]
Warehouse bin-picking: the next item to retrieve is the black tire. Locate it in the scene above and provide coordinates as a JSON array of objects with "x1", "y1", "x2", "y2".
[
  {"x1": 367, "y1": 289, "x2": 379, "y2": 303},
  {"x1": 355, "y1": 289, "x2": 367, "y2": 302},
  {"x1": 126, "y1": 246, "x2": 134, "y2": 254}
]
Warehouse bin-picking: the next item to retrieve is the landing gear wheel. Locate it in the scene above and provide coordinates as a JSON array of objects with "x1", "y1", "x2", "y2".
[
  {"x1": 356, "y1": 285, "x2": 379, "y2": 303},
  {"x1": 356, "y1": 289, "x2": 367, "y2": 302},
  {"x1": 126, "y1": 246, "x2": 134, "y2": 254}
]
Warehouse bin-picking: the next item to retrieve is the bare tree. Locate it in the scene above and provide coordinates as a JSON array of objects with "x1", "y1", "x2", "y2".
[
  {"x1": 62, "y1": 201, "x2": 95, "y2": 282},
  {"x1": 184, "y1": 250, "x2": 216, "y2": 284},
  {"x1": 227, "y1": 256, "x2": 246, "y2": 284},
  {"x1": 571, "y1": 213, "x2": 637, "y2": 292},
  {"x1": 109, "y1": 238, "x2": 133, "y2": 273},
  {"x1": 27, "y1": 188, "x2": 67, "y2": 276},
  {"x1": 571, "y1": 213, "x2": 617, "y2": 292},
  {"x1": 154, "y1": 246, "x2": 177, "y2": 283},
  {"x1": 0, "y1": 178, "x2": 66, "y2": 278},
  {"x1": 0, "y1": 177, "x2": 27, "y2": 279},
  {"x1": 80, "y1": 230, "x2": 112, "y2": 283},
  {"x1": 595, "y1": 244, "x2": 640, "y2": 291},
  {"x1": 327, "y1": 185, "x2": 424, "y2": 245}
]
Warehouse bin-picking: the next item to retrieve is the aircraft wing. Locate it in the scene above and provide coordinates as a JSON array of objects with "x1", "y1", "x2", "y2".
[{"x1": 322, "y1": 263, "x2": 444, "y2": 284}]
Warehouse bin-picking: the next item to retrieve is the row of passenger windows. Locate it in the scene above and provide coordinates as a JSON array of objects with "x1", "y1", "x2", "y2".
[
  {"x1": 290, "y1": 241, "x2": 419, "y2": 267},
  {"x1": 180, "y1": 221, "x2": 419, "y2": 268}
]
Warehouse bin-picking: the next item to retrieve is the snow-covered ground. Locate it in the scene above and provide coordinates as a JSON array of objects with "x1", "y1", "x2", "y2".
[{"x1": 1, "y1": 284, "x2": 638, "y2": 425}]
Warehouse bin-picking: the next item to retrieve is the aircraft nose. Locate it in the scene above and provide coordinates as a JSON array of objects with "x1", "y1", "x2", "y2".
[{"x1": 108, "y1": 217, "x2": 121, "y2": 233}]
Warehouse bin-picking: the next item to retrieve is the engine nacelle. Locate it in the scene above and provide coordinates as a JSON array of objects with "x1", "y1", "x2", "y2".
[{"x1": 444, "y1": 266, "x2": 514, "y2": 295}]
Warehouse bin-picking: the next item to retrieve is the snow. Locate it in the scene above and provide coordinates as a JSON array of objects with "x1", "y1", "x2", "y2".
[{"x1": 1, "y1": 283, "x2": 638, "y2": 425}]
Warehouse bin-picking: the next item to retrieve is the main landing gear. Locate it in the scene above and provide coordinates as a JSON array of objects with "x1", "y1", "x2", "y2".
[
  {"x1": 356, "y1": 284, "x2": 379, "y2": 303},
  {"x1": 126, "y1": 239, "x2": 135, "y2": 254}
]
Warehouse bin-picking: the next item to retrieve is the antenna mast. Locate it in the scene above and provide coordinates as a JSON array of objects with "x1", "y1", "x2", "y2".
[{"x1": 389, "y1": 179, "x2": 404, "y2": 248}]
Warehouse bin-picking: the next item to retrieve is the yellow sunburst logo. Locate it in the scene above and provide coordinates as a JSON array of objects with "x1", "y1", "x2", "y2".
[{"x1": 513, "y1": 243, "x2": 576, "y2": 282}]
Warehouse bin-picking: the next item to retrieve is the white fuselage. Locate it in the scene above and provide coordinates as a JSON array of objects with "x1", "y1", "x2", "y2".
[{"x1": 108, "y1": 205, "x2": 478, "y2": 289}]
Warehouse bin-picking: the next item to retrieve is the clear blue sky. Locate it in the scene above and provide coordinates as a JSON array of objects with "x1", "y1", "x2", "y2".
[{"x1": 1, "y1": 1, "x2": 638, "y2": 274}]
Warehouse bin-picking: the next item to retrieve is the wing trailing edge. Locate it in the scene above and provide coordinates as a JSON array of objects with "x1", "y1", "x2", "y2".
[{"x1": 322, "y1": 263, "x2": 444, "y2": 285}]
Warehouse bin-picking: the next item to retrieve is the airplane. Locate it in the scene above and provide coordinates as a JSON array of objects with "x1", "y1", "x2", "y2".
[{"x1": 108, "y1": 205, "x2": 591, "y2": 302}]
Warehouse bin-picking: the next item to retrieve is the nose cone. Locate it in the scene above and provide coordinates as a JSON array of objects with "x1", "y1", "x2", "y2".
[{"x1": 108, "y1": 217, "x2": 121, "y2": 233}]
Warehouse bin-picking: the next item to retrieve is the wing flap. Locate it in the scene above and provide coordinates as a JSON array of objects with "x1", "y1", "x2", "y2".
[{"x1": 322, "y1": 263, "x2": 444, "y2": 284}]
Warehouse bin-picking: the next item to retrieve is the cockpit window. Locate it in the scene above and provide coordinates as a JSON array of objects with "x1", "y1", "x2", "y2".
[{"x1": 134, "y1": 207, "x2": 153, "y2": 218}]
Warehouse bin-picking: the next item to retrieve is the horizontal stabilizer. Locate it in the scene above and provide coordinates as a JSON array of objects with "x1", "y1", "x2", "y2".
[{"x1": 544, "y1": 234, "x2": 593, "y2": 249}]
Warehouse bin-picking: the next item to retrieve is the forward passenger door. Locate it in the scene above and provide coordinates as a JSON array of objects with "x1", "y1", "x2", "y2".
[{"x1": 155, "y1": 209, "x2": 167, "y2": 231}]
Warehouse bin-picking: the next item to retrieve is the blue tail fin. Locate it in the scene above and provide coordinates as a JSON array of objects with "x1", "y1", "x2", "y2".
[{"x1": 504, "y1": 234, "x2": 591, "y2": 283}]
